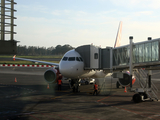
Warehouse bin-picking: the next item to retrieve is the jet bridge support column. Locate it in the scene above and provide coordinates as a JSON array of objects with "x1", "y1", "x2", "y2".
[
  {"x1": 129, "y1": 36, "x2": 133, "y2": 89},
  {"x1": 148, "y1": 70, "x2": 152, "y2": 88}
]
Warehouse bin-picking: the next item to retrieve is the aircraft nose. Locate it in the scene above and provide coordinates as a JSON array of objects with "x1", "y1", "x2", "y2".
[
  {"x1": 59, "y1": 61, "x2": 83, "y2": 78},
  {"x1": 59, "y1": 62, "x2": 75, "y2": 77}
]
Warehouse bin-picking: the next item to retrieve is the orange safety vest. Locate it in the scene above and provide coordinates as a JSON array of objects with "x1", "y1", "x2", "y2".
[
  {"x1": 94, "y1": 84, "x2": 98, "y2": 90},
  {"x1": 58, "y1": 79, "x2": 62, "y2": 85}
]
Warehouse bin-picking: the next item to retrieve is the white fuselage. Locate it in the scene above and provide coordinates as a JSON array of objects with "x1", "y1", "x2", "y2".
[{"x1": 59, "y1": 49, "x2": 107, "y2": 79}]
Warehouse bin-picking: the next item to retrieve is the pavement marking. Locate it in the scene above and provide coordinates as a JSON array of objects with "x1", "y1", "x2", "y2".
[
  {"x1": 29, "y1": 114, "x2": 40, "y2": 120},
  {"x1": 96, "y1": 95, "x2": 160, "y2": 120},
  {"x1": 97, "y1": 95, "x2": 112, "y2": 102}
]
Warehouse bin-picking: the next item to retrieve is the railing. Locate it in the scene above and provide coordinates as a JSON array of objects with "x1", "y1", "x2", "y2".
[{"x1": 133, "y1": 68, "x2": 159, "y2": 101}]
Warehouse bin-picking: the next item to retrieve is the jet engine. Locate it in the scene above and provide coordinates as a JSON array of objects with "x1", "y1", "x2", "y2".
[
  {"x1": 118, "y1": 72, "x2": 136, "y2": 87},
  {"x1": 44, "y1": 68, "x2": 61, "y2": 83},
  {"x1": 113, "y1": 72, "x2": 136, "y2": 88}
]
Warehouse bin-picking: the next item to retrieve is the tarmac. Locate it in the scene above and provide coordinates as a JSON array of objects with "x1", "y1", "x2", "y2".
[{"x1": 1, "y1": 67, "x2": 160, "y2": 120}]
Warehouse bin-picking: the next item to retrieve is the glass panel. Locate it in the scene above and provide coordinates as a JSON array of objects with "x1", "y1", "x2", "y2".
[
  {"x1": 134, "y1": 45, "x2": 139, "y2": 63},
  {"x1": 76, "y1": 57, "x2": 80, "y2": 61},
  {"x1": 123, "y1": 46, "x2": 129, "y2": 65},
  {"x1": 152, "y1": 42, "x2": 155, "y2": 61},
  {"x1": 113, "y1": 46, "x2": 130, "y2": 66},
  {"x1": 62, "y1": 57, "x2": 68, "y2": 61},
  {"x1": 113, "y1": 49, "x2": 118, "y2": 66},
  {"x1": 152, "y1": 41, "x2": 159, "y2": 61},
  {"x1": 79, "y1": 57, "x2": 83, "y2": 61},
  {"x1": 68, "y1": 57, "x2": 75, "y2": 61},
  {"x1": 155, "y1": 41, "x2": 159, "y2": 61},
  {"x1": 144, "y1": 43, "x2": 148, "y2": 62},
  {"x1": 133, "y1": 45, "x2": 136, "y2": 63},
  {"x1": 138, "y1": 44, "x2": 144, "y2": 63},
  {"x1": 127, "y1": 46, "x2": 130, "y2": 65},
  {"x1": 148, "y1": 42, "x2": 151, "y2": 62},
  {"x1": 117, "y1": 48, "x2": 121, "y2": 65}
]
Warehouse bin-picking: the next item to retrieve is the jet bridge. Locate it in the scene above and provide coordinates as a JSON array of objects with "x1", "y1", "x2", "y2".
[
  {"x1": 112, "y1": 38, "x2": 160, "y2": 70},
  {"x1": 75, "y1": 38, "x2": 160, "y2": 71},
  {"x1": 75, "y1": 45, "x2": 112, "y2": 70},
  {"x1": 75, "y1": 37, "x2": 160, "y2": 102},
  {"x1": 112, "y1": 37, "x2": 160, "y2": 103}
]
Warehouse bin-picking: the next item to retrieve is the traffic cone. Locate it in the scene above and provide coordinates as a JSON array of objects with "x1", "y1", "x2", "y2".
[
  {"x1": 124, "y1": 87, "x2": 127, "y2": 93},
  {"x1": 47, "y1": 84, "x2": 49, "y2": 89},
  {"x1": 14, "y1": 77, "x2": 17, "y2": 82}
]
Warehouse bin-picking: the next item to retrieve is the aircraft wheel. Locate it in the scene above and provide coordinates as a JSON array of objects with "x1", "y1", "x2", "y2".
[
  {"x1": 142, "y1": 93, "x2": 148, "y2": 99},
  {"x1": 133, "y1": 94, "x2": 142, "y2": 103},
  {"x1": 116, "y1": 81, "x2": 120, "y2": 88}
]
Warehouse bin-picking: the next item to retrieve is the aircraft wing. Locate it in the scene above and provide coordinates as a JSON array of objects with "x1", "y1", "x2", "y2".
[{"x1": 13, "y1": 55, "x2": 59, "y2": 66}]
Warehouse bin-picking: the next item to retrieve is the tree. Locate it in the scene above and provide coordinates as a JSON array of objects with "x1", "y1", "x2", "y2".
[{"x1": 17, "y1": 44, "x2": 74, "y2": 56}]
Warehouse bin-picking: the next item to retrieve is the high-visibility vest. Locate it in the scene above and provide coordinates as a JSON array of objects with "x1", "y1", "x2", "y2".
[
  {"x1": 58, "y1": 80, "x2": 62, "y2": 85},
  {"x1": 94, "y1": 84, "x2": 98, "y2": 90}
]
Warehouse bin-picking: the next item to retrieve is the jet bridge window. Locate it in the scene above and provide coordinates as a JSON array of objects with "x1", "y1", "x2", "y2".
[
  {"x1": 94, "y1": 53, "x2": 98, "y2": 59},
  {"x1": 62, "y1": 57, "x2": 68, "y2": 61},
  {"x1": 68, "y1": 57, "x2": 75, "y2": 61}
]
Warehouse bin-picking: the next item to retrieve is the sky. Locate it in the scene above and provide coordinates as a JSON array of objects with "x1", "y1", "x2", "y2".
[{"x1": 13, "y1": 0, "x2": 160, "y2": 48}]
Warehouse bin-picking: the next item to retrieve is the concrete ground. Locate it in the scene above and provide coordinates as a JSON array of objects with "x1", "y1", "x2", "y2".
[{"x1": 0, "y1": 67, "x2": 160, "y2": 120}]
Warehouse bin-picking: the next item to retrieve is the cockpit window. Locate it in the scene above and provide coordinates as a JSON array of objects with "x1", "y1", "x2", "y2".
[
  {"x1": 76, "y1": 57, "x2": 80, "y2": 61},
  {"x1": 79, "y1": 57, "x2": 83, "y2": 61},
  {"x1": 63, "y1": 57, "x2": 83, "y2": 61},
  {"x1": 68, "y1": 57, "x2": 75, "y2": 61},
  {"x1": 62, "y1": 57, "x2": 68, "y2": 61}
]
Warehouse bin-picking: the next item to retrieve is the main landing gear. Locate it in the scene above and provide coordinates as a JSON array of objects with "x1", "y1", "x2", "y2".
[{"x1": 132, "y1": 92, "x2": 148, "y2": 103}]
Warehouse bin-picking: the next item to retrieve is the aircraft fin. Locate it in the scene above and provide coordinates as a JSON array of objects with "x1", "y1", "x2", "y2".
[{"x1": 114, "y1": 21, "x2": 122, "y2": 48}]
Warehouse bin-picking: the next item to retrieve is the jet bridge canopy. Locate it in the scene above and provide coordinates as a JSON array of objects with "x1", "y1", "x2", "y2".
[
  {"x1": 75, "y1": 38, "x2": 160, "y2": 70},
  {"x1": 112, "y1": 38, "x2": 160, "y2": 69}
]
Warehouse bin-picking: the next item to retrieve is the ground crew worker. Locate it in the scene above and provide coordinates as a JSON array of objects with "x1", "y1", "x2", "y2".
[
  {"x1": 58, "y1": 78, "x2": 62, "y2": 91},
  {"x1": 93, "y1": 82, "x2": 98, "y2": 95}
]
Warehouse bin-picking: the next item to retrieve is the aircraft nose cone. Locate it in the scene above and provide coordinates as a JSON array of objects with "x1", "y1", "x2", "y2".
[
  {"x1": 59, "y1": 61, "x2": 84, "y2": 78},
  {"x1": 59, "y1": 62, "x2": 76, "y2": 77}
]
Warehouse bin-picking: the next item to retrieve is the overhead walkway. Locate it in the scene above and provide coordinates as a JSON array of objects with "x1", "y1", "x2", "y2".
[
  {"x1": 113, "y1": 38, "x2": 160, "y2": 70},
  {"x1": 75, "y1": 38, "x2": 160, "y2": 71},
  {"x1": 112, "y1": 37, "x2": 160, "y2": 102}
]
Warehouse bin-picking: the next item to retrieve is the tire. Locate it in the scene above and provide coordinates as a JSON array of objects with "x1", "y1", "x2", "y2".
[
  {"x1": 133, "y1": 94, "x2": 142, "y2": 103},
  {"x1": 143, "y1": 93, "x2": 148, "y2": 99}
]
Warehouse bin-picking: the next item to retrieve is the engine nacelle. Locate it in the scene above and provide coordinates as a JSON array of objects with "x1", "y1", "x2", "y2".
[
  {"x1": 44, "y1": 69, "x2": 59, "y2": 83},
  {"x1": 118, "y1": 72, "x2": 136, "y2": 87}
]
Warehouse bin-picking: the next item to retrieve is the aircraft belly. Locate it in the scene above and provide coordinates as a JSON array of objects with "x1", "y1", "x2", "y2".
[
  {"x1": 79, "y1": 70, "x2": 96, "y2": 78},
  {"x1": 92, "y1": 70, "x2": 107, "y2": 78}
]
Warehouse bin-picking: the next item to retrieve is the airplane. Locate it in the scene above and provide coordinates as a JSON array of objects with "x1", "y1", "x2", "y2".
[{"x1": 13, "y1": 21, "x2": 133, "y2": 92}]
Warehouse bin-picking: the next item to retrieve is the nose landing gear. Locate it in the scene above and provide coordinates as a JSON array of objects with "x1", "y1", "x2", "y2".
[{"x1": 70, "y1": 79, "x2": 80, "y2": 93}]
